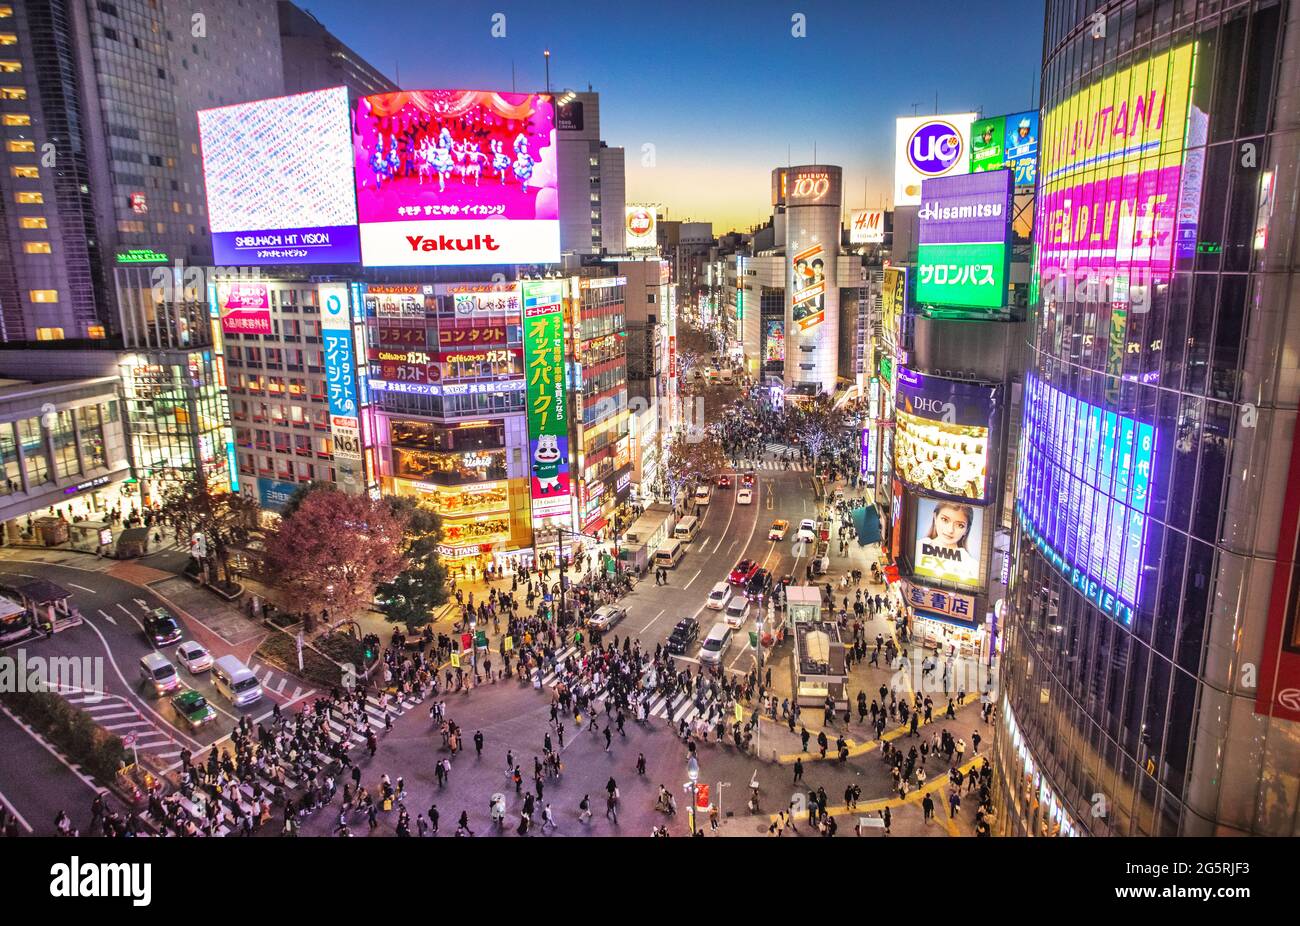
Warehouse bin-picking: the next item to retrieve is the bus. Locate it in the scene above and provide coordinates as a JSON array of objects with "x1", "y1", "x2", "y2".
[{"x1": 673, "y1": 515, "x2": 700, "y2": 542}]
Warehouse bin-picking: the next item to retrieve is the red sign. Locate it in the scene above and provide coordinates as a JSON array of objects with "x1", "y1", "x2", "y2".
[
  {"x1": 1257, "y1": 424, "x2": 1300, "y2": 722},
  {"x1": 695, "y1": 784, "x2": 710, "y2": 808},
  {"x1": 460, "y1": 633, "x2": 473, "y2": 652}
]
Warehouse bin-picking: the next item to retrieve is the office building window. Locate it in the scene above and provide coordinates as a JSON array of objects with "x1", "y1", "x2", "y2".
[
  {"x1": 0, "y1": 61, "x2": 20, "y2": 73},
  {"x1": 15, "y1": 191, "x2": 41, "y2": 204},
  {"x1": 6, "y1": 139, "x2": 33, "y2": 152},
  {"x1": 2, "y1": 113, "x2": 30, "y2": 125},
  {"x1": 0, "y1": 86, "x2": 24, "y2": 99},
  {"x1": 22, "y1": 242, "x2": 50, "y2": 254},
  {"x1": 17, "y1": 418, "x2": 48, "y2": 484},
  {"x1": 18, "y1": 216, "x2": 46, "y2": 228},
  {"x1": 28, "y1": 291, "x2": 57, "y2": 304}
]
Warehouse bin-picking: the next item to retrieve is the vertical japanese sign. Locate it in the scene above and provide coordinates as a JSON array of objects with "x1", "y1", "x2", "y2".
[
  {"x1": 522, "y1": 280, "x2": 571, "y2": 519},
  {"x1": 319, "y1": 282, "x2": 364, "y2": 493}
]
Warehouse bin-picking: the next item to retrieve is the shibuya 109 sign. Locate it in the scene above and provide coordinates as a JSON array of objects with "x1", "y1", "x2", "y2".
[
  {"x1": 522, "y1": 280, "x2": 571, "y2": 520},
  {"x1": 916, "y1": 169, "x2": 1012, "y2": 310}
]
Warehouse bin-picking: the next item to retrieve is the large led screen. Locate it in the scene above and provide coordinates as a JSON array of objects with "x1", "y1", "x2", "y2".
[
  {"x1": 1016, "y1": 374, "x2": 1156, "y2": 626},
  {"x1": 913, "y1": 496, "x2": 984, "y2": 589},
  {"x1": 353, "y1": 90, "x2": 559, "y2": 266},
  {"x1": 894, "y1": 367, "x2": 998, "y2": 502},
  {"x1": 1036, "y1": 43, "x2": 1200, "y2": 293},
  {"x1": 916, "y1": 169, "x2": 1012, "y2": 310},
  {"x1": 198, "y1": 87, "x2": 360, "y2": 265}
]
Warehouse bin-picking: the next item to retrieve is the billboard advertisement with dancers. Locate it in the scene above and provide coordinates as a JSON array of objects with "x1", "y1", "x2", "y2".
[{"x1": 353, "y1": 90, "x2": 560, "y2": 267}]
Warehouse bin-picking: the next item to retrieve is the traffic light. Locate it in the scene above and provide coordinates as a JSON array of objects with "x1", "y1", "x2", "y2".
[{"x1": 362, "y1": 634, "x2": 378, "y2": 661}]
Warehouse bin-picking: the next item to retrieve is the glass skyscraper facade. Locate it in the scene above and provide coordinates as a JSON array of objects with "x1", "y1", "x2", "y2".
[{"x1": 997, "y1": 0, "x2": 1300, "y2": 836}]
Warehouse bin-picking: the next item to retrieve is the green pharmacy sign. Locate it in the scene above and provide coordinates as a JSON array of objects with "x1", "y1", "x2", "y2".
[{"x1": 916, "y1": 241, "x2": 1008, "y2": 310}]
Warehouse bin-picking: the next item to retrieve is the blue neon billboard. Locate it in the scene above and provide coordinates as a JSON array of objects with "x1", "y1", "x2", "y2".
[{"x1": 1017, "y1": 374, "x2": 1157, "y2": 625}]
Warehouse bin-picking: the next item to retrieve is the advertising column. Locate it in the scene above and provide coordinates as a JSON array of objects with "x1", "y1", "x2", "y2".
[
  {"x1": 319, "y1": 282, "x2": 366, "y2": 494},
  {"x1": 522, "y1": 280, "x2": 573, "y2": 527},
  {"x1": 784, "y1": 165, "x2": 842, "y2": 394}
]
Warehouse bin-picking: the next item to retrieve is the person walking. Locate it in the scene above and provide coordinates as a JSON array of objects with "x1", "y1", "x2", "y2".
[
  {"x1": 473, "y1": 730, "x2": 484, "y2": 757},
  {"x1": 793, "y1": 757, "x2": 804, "y2": 784},
  {"x1": 578, "y1": 795, "x2": 592, "y2": 823},
  {"x1": 636, "y1": 753, "x2": 647, "y2": 776},
  {"x1": 922, "y1": 792, "x2": 935, "y2": 823}
]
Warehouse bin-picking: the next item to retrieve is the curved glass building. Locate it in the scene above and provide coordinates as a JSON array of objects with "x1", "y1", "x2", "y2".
[{"x1": 997, "y1": 0, "x2": 1300, "y2": 836}]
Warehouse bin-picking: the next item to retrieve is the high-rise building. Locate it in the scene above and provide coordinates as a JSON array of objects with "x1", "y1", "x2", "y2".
[
  {"x1": 277, "y1": 1, "x2": 397, "y2": 100},
  {"x1": 997, "y1": 0, "x2": 1300, "y2": 836},
  {"x1": 0, "y1": 0, "x2": 286, "y2": 341},
  {"x1": 555, "y1": 91, "x2": 625, "y2": 256}
]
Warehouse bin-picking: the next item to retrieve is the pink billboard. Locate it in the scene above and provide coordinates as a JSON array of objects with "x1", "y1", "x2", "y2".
[
  {"x1": 1037, "y1": 163, "x2": 1182, "y2": 281},
  {"x1": 352, "y1": 90, "x2": 559, "y2": 266},
  {"x1": 217, "y1": 282, "x2": 272, "y2": 335}
]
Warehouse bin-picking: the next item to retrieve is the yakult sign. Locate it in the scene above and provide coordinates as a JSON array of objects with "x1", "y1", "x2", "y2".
[{"x1": 895, "y1": 113, "x2": 975, "y2": 206}]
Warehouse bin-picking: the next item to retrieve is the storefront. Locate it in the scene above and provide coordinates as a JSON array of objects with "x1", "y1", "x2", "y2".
[{"x1": 902, "y1": 579, "x2": 987, "y2": 659}]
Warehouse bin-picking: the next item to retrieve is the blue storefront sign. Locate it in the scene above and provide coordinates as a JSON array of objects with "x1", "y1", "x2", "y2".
[{"x1": 257, "y1": 477, "x2": 298, "y2": 513}]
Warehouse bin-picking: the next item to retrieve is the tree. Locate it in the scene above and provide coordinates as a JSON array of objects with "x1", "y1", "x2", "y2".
[
  {"x1": 279, "y1": 481, "x2": 338, "y2": 519},
  {"x1": 791, "y1": 396, "x2": 847, "y2": 475},
  {"x1": 376, "y1": 496, "x2": 449, "y2": 632},
  {"x1": 157, "y1": 478, "x2": 259, "y2": 589},
  {"x1": 664, "y1": 429, "x2": 729, "y2": 503},
  {"x1": 262, "y1": 490, "x2": 407, "y2": 631}
]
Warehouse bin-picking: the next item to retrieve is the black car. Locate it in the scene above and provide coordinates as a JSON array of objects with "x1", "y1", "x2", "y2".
[
  {"x1": 666, "y1": 617, "x2": 699, "y2": 655},
  {"x1": 144, "y1": 608, "x2": 182, "y2": 647}
]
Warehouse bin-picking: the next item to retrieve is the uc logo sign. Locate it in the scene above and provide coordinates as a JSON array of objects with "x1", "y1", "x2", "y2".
[{"x1": 908, "y1": 120, "x2": 963, "y2": 175}]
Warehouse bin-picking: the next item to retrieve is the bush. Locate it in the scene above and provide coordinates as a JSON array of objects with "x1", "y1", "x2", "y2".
[
  {"x1": 1, "y1": 690, "x2": 127, "y2": 782},
  {"x1": 255, "y1": 629, "x2": 348, "y2": 688}
]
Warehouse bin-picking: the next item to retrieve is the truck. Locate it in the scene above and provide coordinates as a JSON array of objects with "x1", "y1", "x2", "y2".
[{"x1": 618, "y1": 503, "x2": 676, "y2": 575}]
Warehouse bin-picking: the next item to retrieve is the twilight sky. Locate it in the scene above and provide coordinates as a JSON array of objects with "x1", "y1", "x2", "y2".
[{"x1": 296, "y1": 0, "x2": 1046, "y2": 232}]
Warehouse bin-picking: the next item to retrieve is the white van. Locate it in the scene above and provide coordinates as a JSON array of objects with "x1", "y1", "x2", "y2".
[
  {"x1": 674, "y1": 515, "x2": 700, "y2": 542},
  {"x1": 212, "y1": 654, "x2": 263, "y2": 708},
  {"x1": 699, "y1": 622, "x2": 732, "y2": 666},
  {"x1": 654, "y1": 538, "x2": 685, "y2": 569},
  {"x1": 724, "y1": 596, "x2": 749, "y2": 628},
  {"x1": 139, "y1": 652, "x2": 180, "y2": 696},
  {"x1": 705, "y1": 581, "x2": 731, "y2": 611},
  {"x1": 694, "y1": 485, "x2": 711, "y2": 506}
]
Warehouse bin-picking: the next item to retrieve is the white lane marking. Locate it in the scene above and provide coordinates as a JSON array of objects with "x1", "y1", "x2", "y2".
[
  {"x1": 637, "y1": 608, "x2": 666, "y2": 635},
  {"x1": 682, "y1": 568, "x2": 703, "y2": 590},
  {"x1": 77, "y1": 617, "x2": 202, "y2": 750},
  {"x1": 68, "y1": 583, "x2": 97, "y2": 594},
  {"x1": 0, "y1": 786, "x2": 33, "y2": 833},
  {"x1": 275, "y1": 677, "x2": 288, "y2": 695},
  {"x1": 96, "y1": 608, "x2": 117, "y2": 625},
  {"x1": 117, "y1": 602, "x2": 145, "y2": 632}
]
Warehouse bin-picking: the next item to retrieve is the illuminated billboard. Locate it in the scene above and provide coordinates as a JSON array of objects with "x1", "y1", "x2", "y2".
[
  {"x1": 790, "y1": 243, "x2": 826, "y2": 331},
  {"x1": 913, "y1": 497, "x2": 984, "y2": 589},
  {"x1": 319, "y1": 282, "x2": 364, "y2": 492},
  {"x1": 353, "y1": 90, "x2": 559, "y2": 266},
  {"x1": 971, "y1": 111, "x2": 1039, "y2": 186},
  {"x1": 849, "y1": 208, "x2": 885, "y2": 244},
  {"x1": 198, "y1": 87, "x2": 360, "y2": 265},
  {"x1": 625, "y1": 205, "x2": 657, "y2": 250},
  {"x1": 1036, "y1": 43, "x2": 1199, "y2": 289},
  {"x1": 894, "y1": 113, "x2": 975, "y2": 206},
  {"x1": 522, "y1": 280, "x2": 571, "y2": 519},
  {"x1": 216, "y1": 282, "x2": 272, "y2": 335},
  {"x1": 880, "y1": 266, "x2": 907, "y2": 348},
  {"x1": 763, "y1": 319, "x2": 785, "y2": 363},
  {"x1": 1016, "y1": 375, "x2": 1156, "y2": 627},
  {"x1": 916, "y1": 169, "x2": 1012, "y2": 310},
  {"x1": 894, "y1": 367, "x2": 998, "y2": 502}
]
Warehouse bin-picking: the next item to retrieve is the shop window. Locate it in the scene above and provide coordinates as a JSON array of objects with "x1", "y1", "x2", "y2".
[
  {"x1": 0, "y1": 421, "x2": 18, "y2": 493},
  {"x1": 77, "y1": 405, "x2": 106, "y2": 470},
  {"x1": 17, "y1": 418, "x2": 48, "y2": 484}
]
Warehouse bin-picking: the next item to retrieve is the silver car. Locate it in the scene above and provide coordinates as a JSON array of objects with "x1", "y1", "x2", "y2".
[
  {"x1": 176, "y1": 640, "x2": 213, "y2": 674},
  {"x1": 588, "y1": 605, "x2": 627, "y2": 630}
]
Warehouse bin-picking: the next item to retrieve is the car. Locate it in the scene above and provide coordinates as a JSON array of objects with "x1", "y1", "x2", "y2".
[
  {"x1": 779, "y1": 574, "x2": 795, "y2": 586},
  {"x1": 588, "y1": 605, "x2": 627, "y2": 630},
  {"x1": 746, "y1": 568, "x2": 771, "y2": 600},
  {"x1": 144, "y1": 608, "x2": 182, "y2": 647},
  {"x1": 741, "y1": 472, "x2": 756, "y2": 488},
  {"x1": 729, "y1": 559, "x2": 757, "y2": 585},
  {"x1": 716, "y1": 474, "x2": 731, "y2": 489},
  {"x1": 694, "y1": 485, "x2": 711, "y2": 505},
  {"x1": 175, "y1": 640, "x2": 213, "y2": 674},
  {"x1": 796, "y1": 518, "x2": 817, "y2": 543},
  {"x1": 171, "y1": 689, "x2": 217, "y2": 730},
  {"x1": 724, "y1": 596, "x2": 749, "y2": 628},
  {"x1": 737, "y1": 488, "x2": 753, "y2": 505},
  {"x1": 768, "y1": 519, "x2": 789, "y2": 541},
  {"x1": 666, "y1": 617, "x2": 699, "y2": 655},
  {"x1": 706, "y1": 582, "x2": 732, "y2": 611}
]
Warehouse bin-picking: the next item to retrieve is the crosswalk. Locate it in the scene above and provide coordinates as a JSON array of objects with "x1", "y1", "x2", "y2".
[
  {"x1": 65, "y1": 690, "x2": 185, "y2": 760},
  {"x1": 144, "y1": 688, "x2": 423, "y2": 837},
  {"x1": 534, "y1": 645, "x2": 741, "y2": 729}
]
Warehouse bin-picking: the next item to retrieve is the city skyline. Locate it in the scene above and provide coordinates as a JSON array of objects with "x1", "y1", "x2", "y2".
[{"x1": 297, "y1": 0, "x2": 1045, "y2": 231}]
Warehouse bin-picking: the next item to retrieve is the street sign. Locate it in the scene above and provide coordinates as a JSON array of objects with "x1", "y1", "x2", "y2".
[
  {"x1": 734, "y1": 703, "x2": 745, "y2": 722},
  {"x1": 748, "y1": 631, "x2": 759, "y2": 649},
  {"x1": 474, "y1": 630, "x2": 488, "y2": 649},
  {"x1": 121, "y1": 732, "x2": 137, "y2": 748},
  {"x1": 504, "y1": 635, "x2": 514, "y2": 652},
  {"x1": 460, "y1": 633, "x2": 473, "y2": 652},
  {"x1": 450, "y1": 652, "x2": 461, "y2": 668}
]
